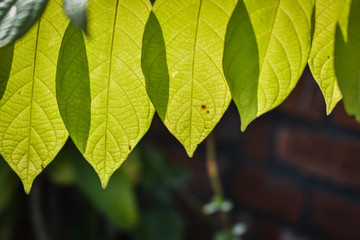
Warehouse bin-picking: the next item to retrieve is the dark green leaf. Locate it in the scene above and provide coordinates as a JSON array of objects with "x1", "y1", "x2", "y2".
[
  {"x1": 56, "y1": 23, "x2": 91, "y2": 154},
  {"x1": 0, "y1": 42, "x2": 14, "y2": 100},
  {"x1": 335, "y1": 0, "x2": 360, "y2": 120}
]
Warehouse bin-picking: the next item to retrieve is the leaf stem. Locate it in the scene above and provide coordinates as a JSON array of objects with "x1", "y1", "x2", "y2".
[{"x1": 205, "y1": 133, "x2": 232, "y2": 234}]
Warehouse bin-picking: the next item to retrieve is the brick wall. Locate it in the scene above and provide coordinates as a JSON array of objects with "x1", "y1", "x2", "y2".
[{"x1": 145, "y1": 68, "x2": 360, "y2": 240}]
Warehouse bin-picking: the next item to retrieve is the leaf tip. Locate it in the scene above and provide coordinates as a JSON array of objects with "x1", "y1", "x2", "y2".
[
  {"x1": 240, "y1": 124, "x2": 248, "y2": 132},
  {"x1": 326, "y1": 106, "x2": 334, "y2": 116},
  {"x1": 100, "y1": 179, "x2": 109, "y2": 190},
  {"x1": 99, "y1": 173, "x2": 112, "y2": 190},
  {"x1": 185, "y1": 144, "x2": 197, "y2": 158},
  {"x1": 240, "y1": 118, "x2": 251, "y2": 132},
  {"x1": 23, "y1": 181, "x2": 33, "y2": 195},
  {"x1": 325, "y1": 100, "x2": 340, "y2": 116}
]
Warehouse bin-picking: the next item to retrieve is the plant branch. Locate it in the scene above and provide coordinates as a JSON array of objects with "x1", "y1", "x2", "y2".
[{"x1": 205, "y1": 133, "x2": 232, "y2": 234}]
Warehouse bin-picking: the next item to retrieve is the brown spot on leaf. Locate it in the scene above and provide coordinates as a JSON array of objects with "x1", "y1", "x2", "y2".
[{"x1": 201, "y1": 105, "x2": 206, "y2": 109}]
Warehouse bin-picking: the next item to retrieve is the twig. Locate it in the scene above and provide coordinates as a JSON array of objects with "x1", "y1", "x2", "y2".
[{"x1": 205, "y1": 133, "x2": 232, "y2": 234}]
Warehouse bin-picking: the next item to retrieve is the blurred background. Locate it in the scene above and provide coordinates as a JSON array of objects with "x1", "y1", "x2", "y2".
[{"x1": 1, "y1": 68, "x2": 360, "y2": 240}]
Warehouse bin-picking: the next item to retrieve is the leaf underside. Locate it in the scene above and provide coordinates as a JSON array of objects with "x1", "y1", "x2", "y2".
[
  {"x1": 224, "y1": 0, "x2": 313, "y2": 131},
  {"x1": 309, "y1": 0, "x2": 344, "y2": 114},
  {"x1": 57, "y1": 0, "x2": 154, "y2": 188},
  {"x1": 0, "y1": 0, "x2": 69, "y2": 193},
  {"x1": 143, "y1": 0, "x2": 237, "y2": 156}
]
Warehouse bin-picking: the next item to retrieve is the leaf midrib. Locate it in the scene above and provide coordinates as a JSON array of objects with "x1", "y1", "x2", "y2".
[
  {"x1": 103, "y1": 0, "x2": 119, "y2": 182},
  {"x1": 26, "y1": 19, "x2": 41, "y2": 185},
  {"x1": 257, "y1": 0, "x2": 281, "y2": 115},
  {"x1": 189, "y1": 0, "x2": 202, "y2": 151}
]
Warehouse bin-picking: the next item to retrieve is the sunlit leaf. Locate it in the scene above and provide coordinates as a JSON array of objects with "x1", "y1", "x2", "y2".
[
  {"x1": 309, "y1": 0, "x2": 347, "y2": 114},
  {"x1": 224, "y1": 0, "x2": 313, "y2": 131},
  {"x1": 335, "y1": 0, "x2": 360, "y2": 120},
  {"x1": 57, "y1": 0, "x2": 154, "y2": 188},
  {"x1": 142, "y1": 0, "x2": 237, "y2": 156},
  {"x1": 0, "y1": 0, "x2": 69, "y2": 193},
  {"x1": 0, "y1": 0, "x2": 49, "y2": 48},
  {"x1": 63, "y1": 0, "x2": 88, "y2": 33}
]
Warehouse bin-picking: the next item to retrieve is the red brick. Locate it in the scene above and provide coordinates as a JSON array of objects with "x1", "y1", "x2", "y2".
[
  {"x1": 243, "y1": 120, "x2": 273, "y2": 161},
  {"x1": 259, "y1": 221, "x2": 306, "y2": 240},
  {"x1": 276, "y1": 72, "x2": 324, "y2": 122},
  {"x1": 259, "y1": 221, "x2": 282, "y2": 240},
  {"x1": 313, "y1": 192, "x2": 360, "y2": 240},
  {"x1": 277, "y1": 128, "x2": 360, "y2": 188},
  {"x1": 232, "y1": 165, "x2": 304, "y2": 224},
  {"x1": 332, "y1": 102, "x2": 360, "y2": 132}
]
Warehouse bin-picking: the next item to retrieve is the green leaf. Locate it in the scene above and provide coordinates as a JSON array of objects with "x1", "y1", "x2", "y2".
[
  {"x1": 57, "y1": 0, "x2": 154, "y2": 188},
  {"x1": 142, "y1": 0, "x2": 237, "y2": 156},
  {"x1": 335, "y1": 0, "x2": 360, "y2": 120},
  {"x1": 0, "y1": 0, "x2": 49, "y2": 48},
  {"x1": 309, "y1": 0, "x2": 346, "y2": 114},
  {"x1": 56, "y1": 23, "x2": 90, "y2": 155},
  {"x1": 0, "y1": 43, "x2": 14, "y2": 101},
  {"x1": 63, "y1": 0, "x2": 88, "y2": 33},
  {"x1": 337, "y1": 0, "x2": 352, "y2": 39},
  {"x1": 224, "y1": 0, "x2": 313, "y2": 131},
  {"x1": 0, "y1": 0, "x2": 69, "y2": 193},
  {"x1": 141, "y1": 12, "x2": 169, "y2": 121}
]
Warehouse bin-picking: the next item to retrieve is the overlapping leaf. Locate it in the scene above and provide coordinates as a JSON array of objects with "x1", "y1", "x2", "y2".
[
  {"x1": 56, "y1": 23, "x2": 90, "y2": 154},
  {"x1": 0, "y1": 0, "x2": 49, "y2": 48},
  {"x1": 57, "y1": 0, "x2": 154, "y2": 188},
  {"x1": 224, "y1": 0, "x2": 313, "y2": 131},
  {"x1": 0, "y1": 43, "x2": 14, "y2": 101},
  {"x1": 0, "y1": 0, "x2": 16, "y2": 22},
  {"x1": 142, "y1": 0, "x2": 237, "y2": 156},
  {"x1": 335, "y1": 0, "x2": 360, "y2": 120},
  {"x1": 63, "y1": 0, "x2": 88, "y2": 33},
  {"x1": 0, "y1": 0, "x2": 69, "y2": 193},
  {"x1": 309, "y1": 0, "x2": 347, "y2": 114}
]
